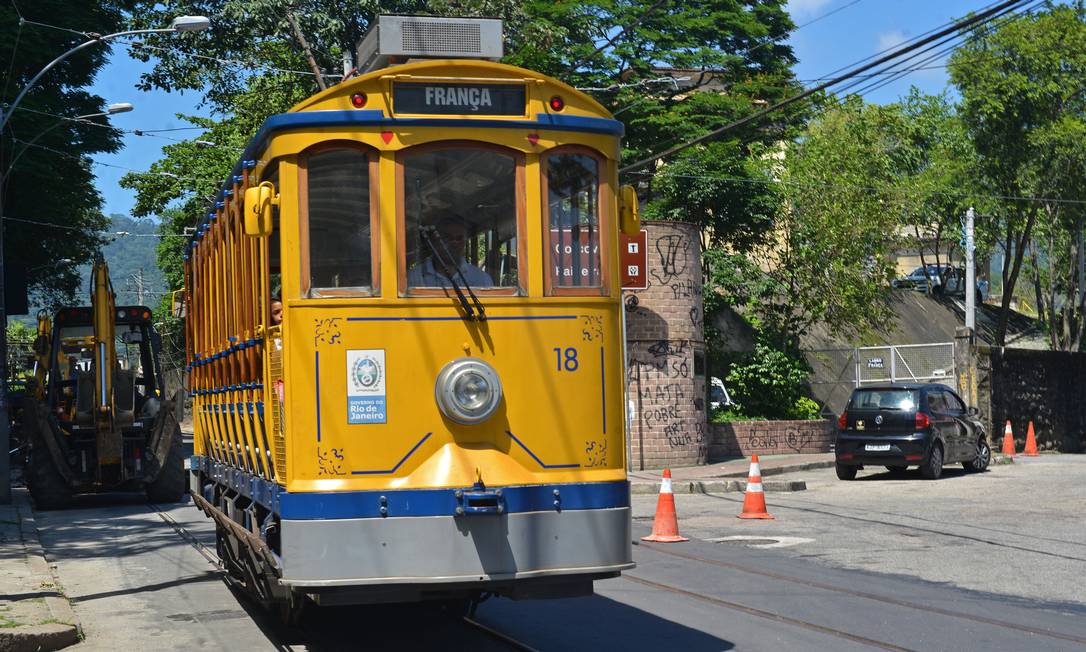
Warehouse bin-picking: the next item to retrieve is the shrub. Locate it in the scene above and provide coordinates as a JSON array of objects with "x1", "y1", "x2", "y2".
[{"x1": 725, "y1": 341, "x2": 813, "y2": 420}]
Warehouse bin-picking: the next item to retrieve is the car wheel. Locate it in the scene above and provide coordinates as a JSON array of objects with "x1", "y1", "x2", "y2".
[
  {"x1": 920, "y1": 442, "x2": 944, "y2": 480},
  {"x1": 885, "y1": 465, "x2": 908, "y2": 476},
  {"x1": 836, "y1": 464, "x2": 857, "y2": 481},
  {"x1": 963, "y1": 438, "x2": 991, "y2": 472}
]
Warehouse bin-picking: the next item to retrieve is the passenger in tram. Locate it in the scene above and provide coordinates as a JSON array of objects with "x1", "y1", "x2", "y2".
[
  {"x1": 269, "y1": 297, "x2": 283, "y2": 326},
  {"x1": 408, "y1": 216, "x2": 494, "y2": 288}
]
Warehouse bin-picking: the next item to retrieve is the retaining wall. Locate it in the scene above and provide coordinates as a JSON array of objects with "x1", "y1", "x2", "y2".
[{"x1": 708, "y1": 419, "x2": 834, "y2": 461}]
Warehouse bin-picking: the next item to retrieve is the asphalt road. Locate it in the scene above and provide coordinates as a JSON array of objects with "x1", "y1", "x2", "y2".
[{"x1": 29, "y1": 455, "x2": 1086, "y2": 651}]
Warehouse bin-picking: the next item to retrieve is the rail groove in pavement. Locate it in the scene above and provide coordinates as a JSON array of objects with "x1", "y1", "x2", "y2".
[{"x1": 638, "y1": 542, "x2": 1086, "y2": 646}]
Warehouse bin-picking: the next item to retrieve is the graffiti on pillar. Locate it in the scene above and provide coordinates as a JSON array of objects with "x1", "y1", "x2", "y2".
[
  {"x1": 650, "y1": 234, "x2": 689, "y2": 286},
  {"x1": 628, "y1": 339, "x2": 706, "y2": 455}
]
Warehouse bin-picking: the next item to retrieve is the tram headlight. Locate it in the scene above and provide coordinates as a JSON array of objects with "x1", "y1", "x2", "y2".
[{"x1": 435, "y1": 358, "x2": 503, "y2": 425}]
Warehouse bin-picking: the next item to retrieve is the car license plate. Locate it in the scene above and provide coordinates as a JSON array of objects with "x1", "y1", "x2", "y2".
[{"x1": 865, "y1": 444, "x2": 891, "y2": 452}]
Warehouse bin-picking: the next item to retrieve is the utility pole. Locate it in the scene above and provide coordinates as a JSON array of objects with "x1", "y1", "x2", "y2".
[
  {"x1": 1078, "y1": 219, "x2": 1084, "y2": 309},
  {"x1": 135, "y1": 268, "x2": 145, "y2": 306},
  {"x1": 0, "y1": 138, "x2": 8, "y2": 504},
  {"x1": 966, "y1": 207, "x2": 976, "y2": 332}
]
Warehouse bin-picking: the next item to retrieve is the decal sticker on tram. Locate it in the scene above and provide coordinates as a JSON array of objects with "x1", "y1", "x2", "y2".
[{"x1": 347, "y1": 349, "x2": 386, "y2": 424}]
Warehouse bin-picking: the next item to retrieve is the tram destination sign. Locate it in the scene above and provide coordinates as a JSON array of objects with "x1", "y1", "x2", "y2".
[{"x1": 393, "y1": 82, "x2": 526, "y2": 116}]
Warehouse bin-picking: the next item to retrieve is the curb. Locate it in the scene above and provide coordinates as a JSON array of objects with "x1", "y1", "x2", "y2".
[
  {"x1": 0, "y1": 490, "x2": 81, "y2": 652},
  {"x1": 631, "y1": 479, "x2": 807, "y2": 494},
  {"x1": 713, "y1": 459, "x2": 836, "y2": 478}
]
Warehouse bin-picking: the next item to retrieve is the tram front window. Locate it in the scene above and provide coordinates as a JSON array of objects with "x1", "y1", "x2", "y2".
[
  {"x1": 545, "y1": 153, "x2": 602, "y2": 291},
  {"x1": 403, "y1": 147, "x2": 520, "y2": 290},
  {"x1": 305, "y1": 147, "x2": 373, "y2": 294}
]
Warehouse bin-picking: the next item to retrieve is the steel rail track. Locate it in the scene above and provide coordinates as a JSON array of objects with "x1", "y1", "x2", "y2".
[
  {"x1": 622, "y1": 573, "x2": 917, "y2": 652},
  {"x1": 149, "y1": 502, "x2": 538, "y2": 650},
  {"x1": 148, "y1": 502, "x2": 223, "y2": 569},
  {"x1": 462, "y1": 616, "x2": 541, "y2": 652},
  {"x1": 638, "y1": 541, "x2": 1086, "y2": 646}
]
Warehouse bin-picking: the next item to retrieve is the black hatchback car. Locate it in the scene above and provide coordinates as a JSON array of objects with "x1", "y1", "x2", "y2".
[{"x1": 835, "y1": 384, "x2": 990, "y2": 480}]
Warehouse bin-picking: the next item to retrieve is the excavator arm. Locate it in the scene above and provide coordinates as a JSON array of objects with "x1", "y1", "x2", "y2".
[{"x1": 90, "y1": 254, "x2": 121, "y2": 465}]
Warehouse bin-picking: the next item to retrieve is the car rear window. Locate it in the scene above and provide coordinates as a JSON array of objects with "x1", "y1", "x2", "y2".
[{"x1": 850, "y1": 389, "x2": 919, "y2": 411}]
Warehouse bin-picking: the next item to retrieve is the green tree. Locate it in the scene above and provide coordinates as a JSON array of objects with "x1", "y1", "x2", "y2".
[
  {"x1": 0, "y1": 1, "x2": 127, "y2": 309},
  {"x1": 948, "y1": 3, "x2": 1086, "y2": 346},
  {"x1": 744, "y1": 96, "x2": 905, "y2": 345},
  {"x1": 895, "y1": 90, "x2": 977, "y2": 288}
]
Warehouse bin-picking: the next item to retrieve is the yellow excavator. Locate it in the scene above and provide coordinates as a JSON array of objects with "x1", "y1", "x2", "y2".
[{"x1": 23, "y1": 254, "x2": 185, "y2": 508}]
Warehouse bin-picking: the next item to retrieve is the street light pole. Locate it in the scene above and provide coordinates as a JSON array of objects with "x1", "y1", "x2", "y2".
[
  {"x1": 966, "y1": 207, "x2": 976, "y2": 332},
  {"x1": 0, "y1": 15, "x2": 209, "y2": 504}
]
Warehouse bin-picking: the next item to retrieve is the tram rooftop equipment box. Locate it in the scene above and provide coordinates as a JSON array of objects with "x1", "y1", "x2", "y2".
[{"x1": 357, "y1": 15, "x2": 504, "y2": 74}]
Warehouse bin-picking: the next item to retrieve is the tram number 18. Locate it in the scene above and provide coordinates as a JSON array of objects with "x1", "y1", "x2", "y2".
[{"x1": 553, "y1": 347, "x2": 579, "y2": 372}]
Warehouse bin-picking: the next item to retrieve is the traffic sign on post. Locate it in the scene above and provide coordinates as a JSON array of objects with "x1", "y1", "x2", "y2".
[{"x1": 620, "y1": 229, "x2": 648, "y2": 290}]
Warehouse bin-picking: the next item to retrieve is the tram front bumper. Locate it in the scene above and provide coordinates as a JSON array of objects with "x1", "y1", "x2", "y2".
[{"x1": 279, "y1": 507, "x2": 633, "y2": 594}]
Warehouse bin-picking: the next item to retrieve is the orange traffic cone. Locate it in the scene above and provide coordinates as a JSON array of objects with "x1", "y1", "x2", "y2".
[
  {"x1": 737, "y1": 454, "x2": 774, "y2": 520},
  {"x1": 641, "y1": 469, "x2": 688, "y2": 542},
  {"x1": 1023, "y1": 421, "x2": 1039, "y2": 456},
  {"x1": 1001, "y1": 421, "x2": 1017, "y2": 457}
]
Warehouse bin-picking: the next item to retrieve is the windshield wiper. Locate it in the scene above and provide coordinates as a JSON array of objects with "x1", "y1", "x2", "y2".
[{"x1": 419, "y1": 226, "x2": 487, "y2": 322}]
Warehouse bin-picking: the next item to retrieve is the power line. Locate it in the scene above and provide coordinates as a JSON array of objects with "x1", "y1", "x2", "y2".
[
  {"x1": 619, "y1": 0, "x2": 1030, "y2": 175},
  {"x1": 606, "y1": 0, "x2": 868, "y2": 116},
  {"x1": 118, "y1": 38, "x2": 343, "y2": 80},
  {"x1": 832, "y1": 0, "x2": 1042, "y2": 99},
  {"x1": 19, "y1": 15, "x2": 342, "y2": 80},
  {"x1": 632, "y1": 170, "x2": 1086, "y2": 206},
  {"x1": 11, "y1": 138, "x2": 213, "y2": 186},
  {"x1": 2, "y1": 214, "x2": 187, "y2": 237},
  {"x1": 565, "y1": 0, "x2": 670, "y2": 74},
  {"x1": 12, "y1": 106, "x2": 242, "y2": 151}
]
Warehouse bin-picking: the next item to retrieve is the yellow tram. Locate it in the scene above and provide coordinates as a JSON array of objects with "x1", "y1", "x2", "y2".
[{"x1": 184, "y1": 15, "x2": 639, "y2": 613}]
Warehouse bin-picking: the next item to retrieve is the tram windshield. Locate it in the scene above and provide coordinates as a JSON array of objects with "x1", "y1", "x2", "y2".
[{"x1": 403, "y1": 147, "x2": 520, "y2": 290}]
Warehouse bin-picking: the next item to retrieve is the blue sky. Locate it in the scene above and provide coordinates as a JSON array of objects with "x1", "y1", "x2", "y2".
[{"x1": 86, "y1": 0, "x2": 998, "y2": 219}]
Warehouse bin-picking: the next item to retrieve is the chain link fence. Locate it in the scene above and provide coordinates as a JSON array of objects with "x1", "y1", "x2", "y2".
[{"x1": 806, "y1": 343, "x2": 956, "y2": 416}]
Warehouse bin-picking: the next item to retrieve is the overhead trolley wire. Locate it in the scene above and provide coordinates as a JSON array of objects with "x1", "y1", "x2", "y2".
[{"x1": 619, "y1": 0, "x2": 1031, "y2": 175}]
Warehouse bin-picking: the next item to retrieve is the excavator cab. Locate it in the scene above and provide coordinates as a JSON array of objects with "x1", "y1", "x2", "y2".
[{"x1": 24, "y1": 258, "x2": 185, "y2": 508}]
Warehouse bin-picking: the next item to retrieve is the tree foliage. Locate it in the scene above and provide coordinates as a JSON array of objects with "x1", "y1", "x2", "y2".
[
  {"x1": 745, "y1": 96, "x2": 905, "y2": 343},
  {"x1": 948, "y1": 3, "x2": 1086, "y2": 347},
  {"x1": 0, "y1": 1, "x2": 128, "y2": 309}
]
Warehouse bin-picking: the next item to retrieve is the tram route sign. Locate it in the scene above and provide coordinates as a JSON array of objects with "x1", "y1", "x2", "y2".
[
  {"x1": 620, "y1": 230, "x2": 648, "y2": 290},
  {"x1": 393, "y1": 82, "x2": 526, "y2": 116},
  {"x1": 346, "y1": 349, "x2": 387, "y2": 424}
]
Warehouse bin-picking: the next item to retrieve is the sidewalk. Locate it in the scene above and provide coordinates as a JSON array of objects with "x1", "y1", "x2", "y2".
[
  {"x1": 628, "y1": 453, "x2": 836, "y2": 494},
  {"x1": 0, "y1": 489, "x2": 80, "y2": 652}
]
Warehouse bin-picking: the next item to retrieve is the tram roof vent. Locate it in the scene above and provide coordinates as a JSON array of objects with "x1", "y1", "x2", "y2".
[{"x1": 357, "y1": 15, "x2": 504, "y2": 74}]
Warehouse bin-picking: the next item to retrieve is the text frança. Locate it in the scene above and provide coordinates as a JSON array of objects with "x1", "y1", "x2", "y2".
[{"x1": 424, "y1": 86, "x2": 493, "y2": 111}]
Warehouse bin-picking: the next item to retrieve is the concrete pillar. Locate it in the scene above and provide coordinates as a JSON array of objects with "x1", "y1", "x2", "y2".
[
  {"x1": 955, "y1": 326, "x2": 983, "y2": 429},
  {"x1": 623, "y1": 221, "x2": 706, "y2": 469}
]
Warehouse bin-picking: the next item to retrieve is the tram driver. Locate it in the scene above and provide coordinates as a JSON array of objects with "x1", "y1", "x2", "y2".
[{"x1": 408, "y1": 215, "x2": 494, "y2": 288}]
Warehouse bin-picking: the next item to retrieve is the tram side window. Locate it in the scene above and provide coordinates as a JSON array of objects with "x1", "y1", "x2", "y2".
[
  {"x1": 306, "y1": 148, "x2": 373, "y2": 294},
  {"x1": 403, "y1": 147, "x2": 520, "y2": 290},
  {"x1": 545, "y1": 153, "x2": 602, "y2": 291}
]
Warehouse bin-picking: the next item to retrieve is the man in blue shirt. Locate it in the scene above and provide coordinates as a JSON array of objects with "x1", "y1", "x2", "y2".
[{"x1": 408, "y1": 216, "x2": 494, "y2": 288}]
